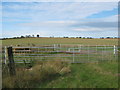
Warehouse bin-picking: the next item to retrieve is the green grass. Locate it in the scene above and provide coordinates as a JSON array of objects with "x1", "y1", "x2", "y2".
[
  {"x1": 37, "y1": 61, "x2": 118, "y2": 88},
  {"x1": 1, "y1": 38, "x2": 118, "y2": 46}
]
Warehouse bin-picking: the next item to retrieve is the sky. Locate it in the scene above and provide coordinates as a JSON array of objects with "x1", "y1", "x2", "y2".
[
  {"x1": 1, "y1": 2, "x2": 118, "y2": 38},
  {"x1": 2, "y1": 0, "x2": 119, "y2": 2}
]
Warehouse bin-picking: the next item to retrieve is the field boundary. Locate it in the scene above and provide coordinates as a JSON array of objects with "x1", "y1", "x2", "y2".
[{"x1": 2, "y1": 44, "x2": 118, "y2": 64}]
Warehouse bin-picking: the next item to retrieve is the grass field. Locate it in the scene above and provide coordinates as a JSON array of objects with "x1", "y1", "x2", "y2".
[
  {"x1": 2, "y1": 38, "x2": 119, "y2": 88},
  {"x1": 1, "y1": 38, "x2": 118, "y2": 46},
  {"x1": 37, "y1": 61, "x2": 118, "y2": 88}
]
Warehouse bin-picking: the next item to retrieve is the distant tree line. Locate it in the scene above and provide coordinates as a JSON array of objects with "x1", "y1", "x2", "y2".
[
  {"x1": 100, "y1": 37, "x2": 118, "y2": 39},
  {"x1": 62, "y1": 36, "x2": 118, "y2": 39},
  {"x1": 1, "y1": 34, "x2": 40, "y2": 40},
  {"x1": 1, "y1": 35, "x2": 119, "y2": 40}
]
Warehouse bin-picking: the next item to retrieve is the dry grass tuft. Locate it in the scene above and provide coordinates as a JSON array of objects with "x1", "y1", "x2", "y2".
[{"x1": 2, "y1": 58, "x2": 71, "y2": 88}]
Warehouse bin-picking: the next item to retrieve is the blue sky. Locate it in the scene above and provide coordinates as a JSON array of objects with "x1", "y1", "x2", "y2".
[{"x1": 2, "y1": 2, "x2": 118, "y2": 38}]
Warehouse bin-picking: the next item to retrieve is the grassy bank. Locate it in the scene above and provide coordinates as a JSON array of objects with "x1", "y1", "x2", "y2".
[
  {"x1": 2, "y1": 59, "x2": 71, "y2": 88},
  {"x1": 3, "y1": 60, "x2": 117, "y2": 88},
  {"x1": 37, "y1": 61, "x2": 118, "y2": 88}
]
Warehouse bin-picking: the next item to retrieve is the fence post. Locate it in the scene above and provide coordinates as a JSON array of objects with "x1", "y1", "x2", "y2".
[
  {"x1": 88, "y1": 45, "x2": 89, "y2": 61},
  {"x1": 73, "y1": 48, "x2": 75, "y2": 63},
  {"x1": 79, "y1": 45, "x2": 81, "y2": 52},
  {"x1": 53, "y1": 44, "x2": 55, "y2": 51},
  {"x1": 4, "y1": 46, "x2": 7, "y2": 64},
  {"x1": 102, "y1": 45, "x2": 104, "y2": 61},
  {"x1": 96, "y1": 45, "x2": 97, "y2": 53},
  {"x1": 114, "y1": 45, "x2": 116, "y2": 55},
  {"x1": 7, "y1": 47, "x2": 16, "y2": 76}
]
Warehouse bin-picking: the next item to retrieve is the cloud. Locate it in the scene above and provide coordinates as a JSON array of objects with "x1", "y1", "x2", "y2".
[
  {"x1": 2, "y1": 2, "x2": 118, "y2": 38},
  {"x1": 2, "y1": 2, "x2": 118, "y2": 22},
  {"x1": 45, "y1": 21, "x2": 76, "y2": 24},
  {"x1": 71, "y1": 21, "x2": 117, "y2": 28},
  {"x1": 100, "y1": 15, "x2": 118, "y2": 22},
  {"x1": 20, "y1": 21, "x2": 76, "y2": 27},
  {"x1": 73, "y1": 27, "x2": 117, "y2": 32},
  {"x1": 2, "y1": 0, "x2": 119, "y2": 2}
]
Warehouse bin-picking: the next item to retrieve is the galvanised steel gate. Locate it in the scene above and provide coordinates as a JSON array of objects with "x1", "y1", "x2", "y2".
[{"x1": 2, "y1": 44, "x2": 118, "y2": 64}]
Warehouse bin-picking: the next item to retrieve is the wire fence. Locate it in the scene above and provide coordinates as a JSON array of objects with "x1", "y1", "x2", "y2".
[{"x1": 2, "y1": 44, "x2": 118, "y2": 64}]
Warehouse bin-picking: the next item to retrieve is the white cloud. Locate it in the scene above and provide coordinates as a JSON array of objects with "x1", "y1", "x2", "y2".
[
  {"x1": 73, "y1": 27, "x2": 117, "y2": 32},
  {"x1": 45, "y1": 21, "x2": 76, "y2": 24},
  {"x1": 86, "y1": 15, "x2": 118, "y2": 22},
  {"x1": 2, "y1": 2, "x2": 118, "y2": 21},
  {"x1": 20, "y1": 21, "x2": 76, "y2": 28},
  {"x1": 2, "y1": 0, "x2": 119, "y2": 2},
  {"x1": 2, "y1": 2, "x2": 118, "y2": 38},
  {"x1": 101, "y1": 15, "x2": 118, "y2": 22}
]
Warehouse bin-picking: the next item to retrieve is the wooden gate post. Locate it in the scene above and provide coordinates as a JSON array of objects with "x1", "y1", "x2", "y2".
[
  {"x1": 4, "y1": 46, "x2": 7, "y2": 64},
  {"x1": 7, "y1": 47, "x2": 16, "y2": 76}
]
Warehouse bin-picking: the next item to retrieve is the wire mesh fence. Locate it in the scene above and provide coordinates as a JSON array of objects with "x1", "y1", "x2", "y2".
[{"x1": 2, "y1": 44, "x2": 118, "y2": 64}]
